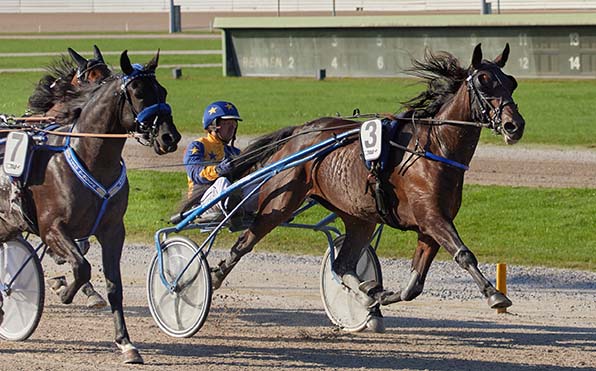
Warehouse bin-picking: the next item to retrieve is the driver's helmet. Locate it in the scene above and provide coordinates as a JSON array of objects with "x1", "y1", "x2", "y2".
[{"x1": 202, "y1": 101, "x2": 242, "y2": 129}]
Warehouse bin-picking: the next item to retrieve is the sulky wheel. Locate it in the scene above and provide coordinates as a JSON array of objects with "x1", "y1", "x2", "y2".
[
  {"x1": 147, "y1": 236, "x2": 212, "y2": 338},
  {"x1": 0, "y1": 238, "x2": 45, "y2": 341},
  {"x1": 320, "y1": 234, "x2": 382, "y2": 332}
]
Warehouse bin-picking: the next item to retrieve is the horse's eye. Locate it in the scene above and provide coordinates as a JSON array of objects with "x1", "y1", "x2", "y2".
[{"x1": 478, "y1": 73, "x2": 490, "y2": 85}]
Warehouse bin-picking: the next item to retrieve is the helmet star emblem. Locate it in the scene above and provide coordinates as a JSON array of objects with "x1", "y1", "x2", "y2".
[
  {"x1": 225, "y1": 103, "x2": 234, "y2": 110},
  {"x1": 208, "y1": 106, "x2": 218, "y2": 115}
]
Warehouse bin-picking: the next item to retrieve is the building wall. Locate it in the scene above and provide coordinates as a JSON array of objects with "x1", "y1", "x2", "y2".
[{"x1": 1, "y1": 1, "x2": 595, "y2": 13}]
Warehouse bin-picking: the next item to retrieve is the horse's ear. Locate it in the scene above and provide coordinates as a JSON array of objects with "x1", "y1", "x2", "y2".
[
  {"x1": 68, "y1": 47, "x2": 88, "y2": 70},
  {"x1": 146, "y1": 49, "x2": 160, "y2": 71},
  {"x1": 494, "y1": 43, "x2": 510, "y2": 68},
  {"x1": 471, "y1": 43, "x2": 483, "y2": 69},
  {"x1": 93, "y1": 45, "x2": 105, "y2": 63},
  {"x1": 120, "y1": 50, "x2": 133, "y2": 75}
]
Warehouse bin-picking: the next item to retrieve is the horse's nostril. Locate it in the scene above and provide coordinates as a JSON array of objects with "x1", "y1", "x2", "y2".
[
  {"x1": 503, "y1": 122, "x2": 517, "y2": 134},
  {"x1": 161, "y1": 133, "x2": 174, "y2": 145}
]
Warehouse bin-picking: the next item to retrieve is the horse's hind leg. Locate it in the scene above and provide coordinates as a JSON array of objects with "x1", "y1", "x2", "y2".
[
  {"x1": 96, "y1": 223, "x2": 143, "y2": 364},
  {"x1": 211, "y1": 175, "x2": 309, "y2": 289},
  {"x1": 377, "y1": 233, "x2": 440, "y2": 305},
  {"x1": 43, "y1": 226, "x2": 90, "y2": 304}
]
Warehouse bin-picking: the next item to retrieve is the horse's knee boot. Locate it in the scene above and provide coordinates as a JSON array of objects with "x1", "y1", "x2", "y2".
[{"x1": 454, "y1": 248, "x2": 478, "y2": 270}]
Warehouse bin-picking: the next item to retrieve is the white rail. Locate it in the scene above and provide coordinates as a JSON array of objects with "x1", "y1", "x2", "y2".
[{"x1": 1, "y1": 1, "x2": 595, "y2": 13}]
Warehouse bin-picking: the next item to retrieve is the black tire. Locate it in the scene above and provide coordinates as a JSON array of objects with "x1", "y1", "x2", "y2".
[{"x1": 0, "y1": 238, "x2": 45, "y2": 341}]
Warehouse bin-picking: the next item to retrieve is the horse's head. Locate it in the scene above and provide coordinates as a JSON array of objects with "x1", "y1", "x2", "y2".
[
  {"x1": 468, "y1": 43, "x2": 525, "y2": 144},
  {"x1": 68, "y1": 45, "x2": 111, "y2": 85},
  {"x1": 119, "y1": 50, "x2": 181, "y2": 155}
]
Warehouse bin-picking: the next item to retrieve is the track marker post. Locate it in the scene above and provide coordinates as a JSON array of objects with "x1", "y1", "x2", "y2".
[{"x1": 496, "y1": 263, "x2": 507, "y2": 314}]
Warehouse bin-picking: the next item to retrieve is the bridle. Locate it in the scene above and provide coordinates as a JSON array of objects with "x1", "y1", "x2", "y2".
[
  {"x1": 466, "y1": 65, "x2": 517, "y2": 135},
  {"x1": 76, "y1": 59, "x2": 108, "y2": 83},
  {"x1": 119, "y1": 65, "x2": 172, "y2": 146}
]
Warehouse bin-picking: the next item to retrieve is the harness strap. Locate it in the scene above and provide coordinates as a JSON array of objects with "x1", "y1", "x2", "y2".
[{"x1": 63, "y1": 147, "x2": 127, "y2": 236}]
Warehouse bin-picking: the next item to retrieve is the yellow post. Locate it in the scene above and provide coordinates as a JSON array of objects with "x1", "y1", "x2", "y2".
[{"x1": 496, "y1": 263, "x2": 507, "y2": 314}]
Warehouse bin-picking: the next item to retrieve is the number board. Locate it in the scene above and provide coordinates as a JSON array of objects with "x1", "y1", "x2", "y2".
[{"x1": 221, "y1": 25, "x2": 596, "y2": 78}]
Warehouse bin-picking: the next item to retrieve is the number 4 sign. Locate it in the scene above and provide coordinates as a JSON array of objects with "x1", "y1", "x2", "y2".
[{"x1": 360, "y1": 119, "x2": 383, "y2": 161}]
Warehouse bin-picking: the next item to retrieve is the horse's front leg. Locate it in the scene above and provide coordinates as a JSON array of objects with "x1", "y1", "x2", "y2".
[
  {"x1": 96, "y1": 223, "x2": 143, "y2": 364},
  {"x1": 43, "y1": 225, "x2": 90, "y2": 304},
  {"x1": 424, "y1": 217, "x2": 512, "y2": 309}
]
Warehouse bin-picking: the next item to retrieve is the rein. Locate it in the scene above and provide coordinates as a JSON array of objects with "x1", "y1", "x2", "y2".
[{"x1": 0, "y1": 127, "x2": 143, "y2": 139}]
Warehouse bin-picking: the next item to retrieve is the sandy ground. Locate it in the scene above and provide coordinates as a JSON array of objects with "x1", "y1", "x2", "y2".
[{"x1": 0, "y1": 246, "x2": 593, "y2": 371}]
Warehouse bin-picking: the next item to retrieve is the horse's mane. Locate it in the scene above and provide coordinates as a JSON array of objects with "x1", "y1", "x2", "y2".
[
  {"x1": 402, "y1": 50, "x2": 470, "y2": 118},
  {"x1": 56, "y1": 74, "x2": 120, "y2": 123},
  {"x1": 27, "y1": 56, "x2": 78, "y2": 114}
]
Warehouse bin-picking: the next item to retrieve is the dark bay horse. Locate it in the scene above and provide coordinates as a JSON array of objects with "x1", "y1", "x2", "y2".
[
  {"x1": 0, "y1": 51, "x2": 180, "y2": 362},
  {"x1": 28, "y1": 45, "x2": 111, "y2": 118},
  {"x1": 27, "y1": 45, "x2": 112, "y2": 308},
  {"x1": 207, "y1": 44, "x2": 525, "y2": 327}
]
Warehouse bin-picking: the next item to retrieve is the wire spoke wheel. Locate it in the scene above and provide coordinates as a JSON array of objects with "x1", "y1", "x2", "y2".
[
  {"x1": 147, "y1": 236, "x2": 211, "y2": 338},
  {"x1": 0, "y1": 238, "x2": 45, "y2": 341}
]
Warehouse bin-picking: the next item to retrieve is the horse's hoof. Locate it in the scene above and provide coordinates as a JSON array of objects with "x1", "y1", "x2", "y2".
[
  {"x1": 366, "y1": 315, "x2": 385, "y2": 333},
  {"x1": 359, "y1": 280, "x2": 382, "y2": 296},
  {"x1": 47, "y1": 276, "x2": 67, "y2": 294},
  {"x1": 379, "y1": 291, "x2": 402, "y2": 306},
  {"x1": 210, "y1": 268, "x2": 225, "y2": 290},
  {"x1": 86, "y1": 292, "x2": 108, "y2": 309},
  {"x1": 123, "y1": 348, "x2": 144, "y2": 364},
  {"x1": 488, "y1": 292, "x2": 512, "y2": 309}
]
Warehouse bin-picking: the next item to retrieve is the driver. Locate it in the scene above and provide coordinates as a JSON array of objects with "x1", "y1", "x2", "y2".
[{"x1": 183, "y1": 101, "x2": 242, "y2": 221}]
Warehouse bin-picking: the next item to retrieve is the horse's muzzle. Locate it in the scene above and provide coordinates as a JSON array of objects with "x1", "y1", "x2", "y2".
[
  {"x1": 153, "y1": 118, "x2": 181, "y2": 155},
  {"x1": 501, "y1": 106, "x2": 525, "y2": 145}
]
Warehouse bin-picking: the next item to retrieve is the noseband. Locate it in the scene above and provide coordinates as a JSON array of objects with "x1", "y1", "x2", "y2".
[
  {"x1": 119, "y1": 65, "x2": 172, "y2": 146},
  {"x1": 466, "y1": 67, "x2": 517, "y2": 135}
]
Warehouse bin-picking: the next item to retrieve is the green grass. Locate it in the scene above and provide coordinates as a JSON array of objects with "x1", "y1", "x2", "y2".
[
  {"x1": 127, "y1": 171, "x2": 595, "y2": 271},
  {"x1": 4, "y1": 68, "x2": 596, "y2": 147},
  {"x1": 1, "y1": 36, "x2": 596, "y2": 147},
  {"x1": 0, "y1": 38, "x2": 221, "y2": 53}
]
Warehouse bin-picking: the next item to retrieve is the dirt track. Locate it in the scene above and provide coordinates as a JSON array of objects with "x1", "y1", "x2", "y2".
[{"x1": 0, "y1": 246, "x2": 594, "y2": 371}]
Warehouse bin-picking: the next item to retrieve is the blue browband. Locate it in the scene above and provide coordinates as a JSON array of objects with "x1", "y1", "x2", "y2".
[{"x1": 120, "y1": 64, "x2": 172, "y2": 126}]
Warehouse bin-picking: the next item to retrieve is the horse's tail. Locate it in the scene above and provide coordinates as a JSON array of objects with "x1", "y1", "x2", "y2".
[{"x1": 228, "y1": 125, "x2": 298, "y2": 182}]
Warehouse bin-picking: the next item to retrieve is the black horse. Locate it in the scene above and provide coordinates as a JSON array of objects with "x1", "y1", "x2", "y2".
[
  {"x1": 28, "y1": 45, "x2": 111, "y2": 118},
  {"x1": 27, "y1": 45, "x2": 113, "y2": 308},
  {"x1": 203, "y1": 44, "x2": 525, "y2": 329},
  {"x1": 0, "y1": 50, "x2": 180, "y2": 363}
]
